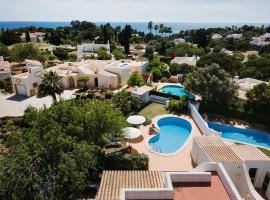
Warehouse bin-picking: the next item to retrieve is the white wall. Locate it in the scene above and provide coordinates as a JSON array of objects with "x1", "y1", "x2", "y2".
[{"x1": 188, "y1": 102, "x2": 220, "y2": 136}]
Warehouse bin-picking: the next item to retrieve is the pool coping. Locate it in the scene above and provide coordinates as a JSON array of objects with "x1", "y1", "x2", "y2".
[
  {"x1": 145, "y1": 114, "x2": 194, "y2": 157},
  {"x1": 208, "y1": 121, "x2": 270, "y2": 151}
]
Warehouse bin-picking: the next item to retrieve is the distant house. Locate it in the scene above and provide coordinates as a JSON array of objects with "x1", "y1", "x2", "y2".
[
  {"x1": 211, "y1": 33, "x2": 223, "y2": 40},
  {"x1": 11, "y1": 59, "x2": 43, "y2": 97},
  {"x1": 77, "y1": 41, "x2": 110, "y2": 53},
  {"x1": 250, "y1": 33, "x2": 270, "y2": 46},
  {"x1": 173, "y1": 38, "x2": 186, "y2": 45},
  {"x1": 171, "y1": 56, "x2": 200, "y2": 66},
  {"x1": 20, "y1": 32, "x2": 45, "y2": 43},
  {"x1": 0, "y1": 56, "x2": 11, "y2": 81},
  {"x1": 226, "y1": 33, "x2": 243, "y2": 40},
  {"x1": 222, "y1": 48, "x2": 234, "y2": 56},
  {"x1": 234, "y1": 77, "x2": 268, "y2": 100}
]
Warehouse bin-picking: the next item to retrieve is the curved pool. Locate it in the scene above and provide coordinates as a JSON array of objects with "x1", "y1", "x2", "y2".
[
  {"x1": 160, "y1": 85, "x2": 195, "y2": 99},
  {"x1": 208, "y1": 122, "x2": 270, "y2": 149},
  {"x1": 148, "y1": 116, "x2": 192, "y2": 155}
]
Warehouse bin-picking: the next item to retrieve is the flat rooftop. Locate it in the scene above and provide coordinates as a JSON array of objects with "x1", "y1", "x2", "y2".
[{"x1": 173, "y1": 173, "x2": 230, "y2": 200}]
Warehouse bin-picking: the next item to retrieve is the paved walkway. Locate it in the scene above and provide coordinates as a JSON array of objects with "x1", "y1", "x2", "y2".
[
  {"x1": 0, "y1": 89, "x2": 77, "y2": 117},
  {"x1": 131, "y1": 114, "x2": 203, "y2": 171}
]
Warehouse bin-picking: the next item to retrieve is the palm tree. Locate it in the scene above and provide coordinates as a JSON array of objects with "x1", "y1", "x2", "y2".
[
  {"x1": 154, "y1": 25, "x2": 159, "y2": 35},
  {"x1": 78, "y1": 76, "x2": 90, "y2": 89},
  {"x1": 38, "y1": 71, "x2": 64, "y2": 103},
  {"x1": 147, "y1": 21, "x2": 153, "y2": 34}
]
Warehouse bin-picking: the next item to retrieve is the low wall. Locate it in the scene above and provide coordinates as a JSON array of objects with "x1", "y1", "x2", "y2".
[
  {"x1": 188, "y1": 102, "x2": 220, "y2": 136},
  {"x1": 169, "y1": 172, "x2": 211, "y2": 183},
  {"x1": 122, "y1": 189, "x2": 173, "y2": 200}
]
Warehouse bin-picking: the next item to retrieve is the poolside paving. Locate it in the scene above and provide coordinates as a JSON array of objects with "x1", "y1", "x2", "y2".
[{"x1": 131, "y1": 114, "x2": 202, "y2": 171}]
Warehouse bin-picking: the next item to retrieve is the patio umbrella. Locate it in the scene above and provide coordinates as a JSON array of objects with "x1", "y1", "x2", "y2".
[
  {"x1": 122, "y1": 127, "x2": 141, "y2": 139},
  {"x1": 127, "y1": 115, "x2": 146, "y2": 125}
]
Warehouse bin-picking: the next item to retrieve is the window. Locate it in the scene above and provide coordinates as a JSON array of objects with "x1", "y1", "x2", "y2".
[
  {"x1": 249, "y1": 168, "x2": 257, "y2": 184},
  {"x1": 33, "y1": 82, "x2": 38, "y2": 88},
  {"x1": 262, "y1": 172, "x2": 270, "y2": 193}
]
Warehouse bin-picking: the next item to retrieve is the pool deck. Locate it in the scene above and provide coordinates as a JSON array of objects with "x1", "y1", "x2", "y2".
[{"x1": 131, "y1": 114, "x2": 203, "y2": 171}]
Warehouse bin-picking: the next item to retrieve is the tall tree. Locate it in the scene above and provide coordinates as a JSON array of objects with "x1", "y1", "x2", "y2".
[
  {"x1": 123, "y1": 25, "x2": 132, "y2": 54},
  {"x1": 154, "y1": 25, "x2": 159, "y2": 35},
  {"x1": 38, "y1": 71, "x2": 64, "y2": 103},
  {"x1": 147, "y1": 21, "x2": 153, "y2": 34},
  {"x1": 184, "y1": 64, "x2": 238, "y2": 106},
  {"x1": 25, "y1": 31, "x2": 31, "y2": 43}
]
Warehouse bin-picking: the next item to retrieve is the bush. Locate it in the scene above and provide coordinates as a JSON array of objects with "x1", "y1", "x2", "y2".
[
  {"x1": 69, "y1": 53, "x2": 77, "y2": 61},
  {"x1": 53, "y1": 48, "x2": 68, "y2": 60},
  {"x1": 103, "y1": 152, "x2": 149, "y2": 170},
  {"x1": 168, "y1": 97, "x2": 187, "y2": 113},
  {"x1": 97, "y1": 47, "x2": 112, "y2": 60},
  {"x1": 112, "y1": 49, "x2": 126, "y2": 60},
  {"x1": 127, "y1": 72, "x2": 145, "y2": 87}
]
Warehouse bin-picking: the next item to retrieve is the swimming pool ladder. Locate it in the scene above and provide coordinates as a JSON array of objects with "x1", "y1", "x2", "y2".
[{"x1": 150, "y1": 144, "x2": 161, "y2": 153}]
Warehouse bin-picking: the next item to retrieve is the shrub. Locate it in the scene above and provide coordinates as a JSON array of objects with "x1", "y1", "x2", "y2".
[
  {"x1": 103, "y1": 152, "x2": 149, "y2": 170},
  {"x1": 53, "y1": 48, "x2": 68, "y2": 60}
]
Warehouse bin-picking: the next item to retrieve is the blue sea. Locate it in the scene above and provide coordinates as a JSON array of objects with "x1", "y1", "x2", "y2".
[{"x1": 0, "y1": 21, "x2": 269, "y2": 33}]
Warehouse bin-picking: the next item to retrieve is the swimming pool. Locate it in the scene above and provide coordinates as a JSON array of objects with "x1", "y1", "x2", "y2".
[
  {"x1": 148, "y1": 116, "x2": 192, "y2": 155},
  {"x1": 208, "y1": 122, "x2": 270, "y2": 149},
  {"x1": 160, "y1": 85, "x2": 195, "y2": 99}
]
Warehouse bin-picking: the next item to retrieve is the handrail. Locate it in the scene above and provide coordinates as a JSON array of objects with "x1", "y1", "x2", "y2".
[{"x1": 150, "y1": 144, "x2": 161, "y2": 153}]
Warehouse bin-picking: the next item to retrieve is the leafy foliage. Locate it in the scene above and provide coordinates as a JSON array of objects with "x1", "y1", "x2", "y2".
[
  {"x1": 112, "y1": 48, "x2": 126, "y2": 60},
  {"x1": 10, "y1": 43, "x2": 46, "y2": 63},
  {"x1": 111, "y1": 91, "x2": 143, "y2": 116},
  {"x1": 246, "y1": 83, "x2": 270, "y2": 115},
  {"x1": 38, "y1": 71, "x2": 64, "y2": 103},
  {"x1": 184, "y1": 64, "x2": 238, "y2": 106},
  {"x1": 169, "y1": 63, "x2": 195, "y2": 75},
  {"x1": 127, "y1": 72, "x2": 145, "y2": 87},
  {"x1": 0, "y1": 99, "x2": 127, "y2": 200},
  {"x1": 97, "y1": 47, "x2": 112, "y2": 60}
]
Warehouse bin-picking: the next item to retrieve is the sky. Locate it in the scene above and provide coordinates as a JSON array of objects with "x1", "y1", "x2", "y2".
[{"x1": 0, "y1": 0, "x2": 270, "y2": 23}]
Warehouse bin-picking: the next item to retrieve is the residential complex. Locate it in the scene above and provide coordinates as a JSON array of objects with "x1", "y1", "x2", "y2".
[
  {"x1": 250, "y1": 33, "x2": 270, "y2": 46},
  {"x1": 11, "y1": 59, "x2": 148, "y2": 96}
]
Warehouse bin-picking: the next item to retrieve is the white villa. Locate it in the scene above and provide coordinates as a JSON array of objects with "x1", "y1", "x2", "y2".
[
  {"x1": 226, "y1": 33, "x2": 243, "y2": 40},
  {"x1": 171, "y1": 56, "x2": 200, "y2": 66},
  {"x1": 20, "y1": 32, "x2": 45, "y2": 43},
  {"x1": 77, "y1": 41, "x2": 110, "y2": 53},
  {"x1": 212, "y1": 33, "x2": 223, "y2": 40},
  {"x1": 234, "y1": 77, "x2": 268, "y2": 100},
  {"x1": 48, "y1": 60, "x2": 148, "y2": 90},
  {"x1": 11, "y1": 60, "x2": 43, "y2": 97},
  {"x1": 173, "y1": 38, "x2": 186, "y2": 45},
  {"x1": 11, "y1": 59, "x2": 148, "y2": 96},
  {"x1": 0, "y1": 56, "x2": 11, "y2": 81},
  {"x1": 250, "y1": 33, "x2": 270, "y2": 46}
]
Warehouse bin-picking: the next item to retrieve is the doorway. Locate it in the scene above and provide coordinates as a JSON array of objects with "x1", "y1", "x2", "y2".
[{"x1": 94, "y1": 78, "x2": 98, "y2": 88}]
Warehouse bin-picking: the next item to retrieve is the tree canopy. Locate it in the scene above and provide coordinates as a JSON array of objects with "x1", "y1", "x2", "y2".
[
  {"x1": 184, "y1": 64, "x2": 238, "y2": 106},
  {"x1": 127, "y1": 72, "x2": 145, "y2": 87},
  {"x1": 0, "y1": 99, "x2": 126, "y2": 200}
]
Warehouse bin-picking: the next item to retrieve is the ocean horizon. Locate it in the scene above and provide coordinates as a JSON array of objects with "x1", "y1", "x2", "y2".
[{"x1": 0, "y1": 21, "x2": 270, "y2": 33}]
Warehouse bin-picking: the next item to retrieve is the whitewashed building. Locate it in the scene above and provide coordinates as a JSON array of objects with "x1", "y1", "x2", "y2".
[
  {"x1": 0, "y1": 56, "x2": 11, "y2": 81},
  {"x1": 212, "y1": 33, "x2": 223, "y2": 40},
  {"x1": 11, "y1": 60, "x2": 43, "y2": 97},
  {"x1": 77, "y1": 41, "x2": 110, "y2": 53},
  {"x1": 171, "y1": 55, "x2": 200, "y2": 66},
  {"x1": 20, "y1": 32, "x2": 45, "y2": 43},
  {"x1": 226, "y1": 33, "x2": 243, "y2": 40},
  {"x1": 250, "y1": 33, "x2": 270, "y2": 46}
]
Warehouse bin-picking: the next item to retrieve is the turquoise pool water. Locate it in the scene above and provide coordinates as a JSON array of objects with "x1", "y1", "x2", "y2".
[
  {"x1": 208, "y1": 122, "x2": 270, "y2": 149},
  {"x1": 160, "y1": 85, "x2": 195, "y2": 99},
  {"x1": 148, "y1": 117, "x2": 192, "y2": 154}
]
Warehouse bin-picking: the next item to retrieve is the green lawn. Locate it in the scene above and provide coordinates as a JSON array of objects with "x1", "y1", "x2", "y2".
[
  {"x1": 139, "y1": 103, "x2": 169, "y2": 119},
  {"x1": 259, "y1": 148, "x2": 270, "y2": 158}
]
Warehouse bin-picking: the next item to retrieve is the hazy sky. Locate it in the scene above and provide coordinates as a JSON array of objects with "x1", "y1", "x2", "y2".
[{"x1": 0, "y1": 0, "x2": 269, "y2": 22}]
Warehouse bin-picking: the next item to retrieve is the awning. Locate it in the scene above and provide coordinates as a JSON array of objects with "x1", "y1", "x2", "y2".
[
  {"x1": 122, "y1": 127, "x2": 141, "y2": 139},
  {"x1": 127, "y1": 115, "x2": 146, "y2": 125}
]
